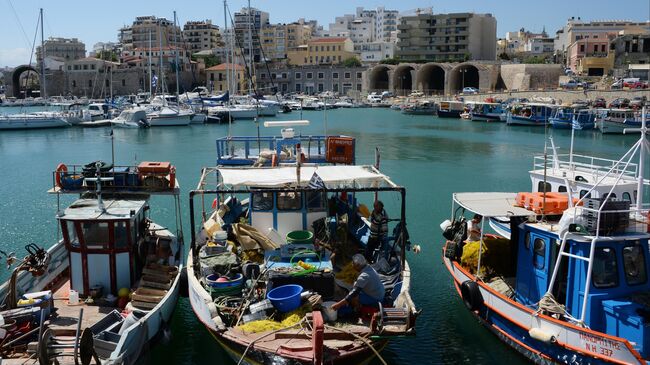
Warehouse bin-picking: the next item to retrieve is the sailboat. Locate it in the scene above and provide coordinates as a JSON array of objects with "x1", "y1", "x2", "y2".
[{"x1": 0, "y1": 9, "x2": 69, "y2": 130}]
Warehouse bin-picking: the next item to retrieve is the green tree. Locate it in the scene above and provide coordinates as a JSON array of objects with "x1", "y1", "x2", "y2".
[
  {"x1": 191, "y1": 54, "x2": 221, "y2": 68},
  {"x1": 341, "y1": 57, "x2": 362, "y2": 67},
  {"x1": 523, "y1": 55, "x2": 545, "y2": 64},
  {"x1": 379, "y1": 57, "x2": 400, "y2": 65},
  {"x1": 498, "y1": 52, "x2": 510, "y2": 61}
]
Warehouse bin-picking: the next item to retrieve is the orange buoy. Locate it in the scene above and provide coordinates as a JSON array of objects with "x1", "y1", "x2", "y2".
[
  {"x1": 271, "y1": 154, "x2": 278, "y2": 167},
  {"x1": 168, "y1": 166, "x2": 176, "y2": 189},
  {"x1": 55, "y1": 163, "x2": 68, "y2": 188},
  {"x1": 212, "y1": 198, "x2": 219, "y2": 209}
]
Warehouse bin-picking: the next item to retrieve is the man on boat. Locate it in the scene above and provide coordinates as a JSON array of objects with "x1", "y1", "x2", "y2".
[
  {"x1": 365, "y1": 200, "x2": 388, "y2": 263},
  {"x1": 467, "y1": 214, "x2": 482, "y2": 241},
  {"x1": 331, "y1": 254, "x2": 385, "y2": 311}
]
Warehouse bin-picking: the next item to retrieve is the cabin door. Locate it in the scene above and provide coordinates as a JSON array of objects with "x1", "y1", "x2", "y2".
[{"x1": 529, "y1": 233, "x2": 551, "y2": 303}]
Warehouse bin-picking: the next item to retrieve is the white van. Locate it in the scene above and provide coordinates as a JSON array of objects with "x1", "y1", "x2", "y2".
[{"x1": 367, "y1": 93, "x2": 383, "y2": 103}]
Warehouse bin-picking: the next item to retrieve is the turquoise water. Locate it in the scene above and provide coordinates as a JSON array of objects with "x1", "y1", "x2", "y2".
[{"x1": 0, "y1": 107, "x2": 644, "y2": 364}]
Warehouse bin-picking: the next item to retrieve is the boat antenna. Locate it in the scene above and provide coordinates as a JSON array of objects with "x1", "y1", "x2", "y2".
[
  {"x1": 174, "y1": 11, "x2": 180, "y2": 98},
  {"x1": 625, "y1": 106, "x2": 648, "y2": 210},
  {"x1": 110, "y1": 127, "x2": 115, "y2": 167}
]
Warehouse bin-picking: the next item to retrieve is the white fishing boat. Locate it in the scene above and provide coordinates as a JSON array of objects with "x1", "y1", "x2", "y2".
[
  {"x1": 0, "y1": 160, "x2": 184, "y2": 365},
  {"x1": 597, "y1": 109, "x2": 648, "y2": 134},
  {"x1": 206, "y1": 105, "x2": 257, "y2": 119}
]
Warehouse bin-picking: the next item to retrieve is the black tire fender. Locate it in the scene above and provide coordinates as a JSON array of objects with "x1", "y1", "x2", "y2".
[
  {"x1": 179, "y1": 267, "x2": 189, "y2": 298},
  {"x1": 460, "y1": 280, "x2": 483, "y2": 311}
]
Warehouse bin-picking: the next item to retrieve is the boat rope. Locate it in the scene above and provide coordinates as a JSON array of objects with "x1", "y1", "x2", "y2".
[
  {"x1": 323, "y1": 325, "x2": 388, "y2": 365},
  {"x1": 235, "y1": 318, "x2": 307, "y2": 365},
  {"x1": 533, "y1": 292, "x2": 583, "y2": 327}
]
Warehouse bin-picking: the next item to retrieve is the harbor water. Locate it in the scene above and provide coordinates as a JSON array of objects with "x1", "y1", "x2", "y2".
[{"x1": 0, "y1": 107, "x2": 643, "y2": 364}]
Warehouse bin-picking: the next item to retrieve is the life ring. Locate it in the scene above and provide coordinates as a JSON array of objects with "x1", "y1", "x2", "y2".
[
  {"x1": 55, "y1": 163, "x2": 68, "y2": 188},
  {"x1": 168, "y1": 166, "x2": 176, "y2": 189},
  {"x1": 460, "y1": 280, "x2": 483, "y2": 311}
]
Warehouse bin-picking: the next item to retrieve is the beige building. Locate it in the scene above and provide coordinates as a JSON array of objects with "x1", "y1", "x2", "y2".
[
  {"x1": 260, "y1": 20, "x2": 313, "y2": 61},
  {"x1": 206, "y1": 63, "x2": 246, "y2": 93},
  {"x1": 396, "y1": 12, "x2": 497, "y2": 62},
  {"x1": 36, "y1": 37, "x2": 86, "y2": 64},
  {"x1": 183, "y1": 20, "x2": 222, "y2": 52},
  {"x1": 119, "y1": 16, "x2": 183, "y2": 51},
  {"x1": 287, "y1": 37, "x2": 357, "y2": 66}
]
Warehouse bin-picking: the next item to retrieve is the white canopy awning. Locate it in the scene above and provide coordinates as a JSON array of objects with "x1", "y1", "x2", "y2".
[
  {"x1": 218, "y1": 165, "x2": 390, "y2": 189},
  {"x1": 453, "y1": 192, "x2": 535, "y2": 218}
]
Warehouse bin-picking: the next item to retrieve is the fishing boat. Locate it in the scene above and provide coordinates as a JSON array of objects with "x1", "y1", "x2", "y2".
[
  {"x1": 597, "y1": 109, "x2": 647, "y2": 134},
  {"x1": 401, "y1": 101, "x2": 437, "y2": 115},
  {"x1": 0, "y1": 160, "x2": 184, "y2": 364},
  {"x1": 441, "y1": 114, "x2": 650, "y2": 364},
  {"x1": 436, "y1": 101, "x2": 464, "y2": 118},
  {"x1": 469, "y1": 102, "x2": 506, "y2": 122},
  {"x1": 506, "y1": 103, "x2": 557, "y2": 126},
  {"x1": 0, "y1": 112, "x2": 70, "y2": 130},
  {"x1": 187, "y1": 126, "x2": 418, "y2": 365},
  {"x1": 572, "y1": 109, "x2": 597, "y2": 130},
  {"x1": 549, "y1": 107, "x2": 580, "y2": 129}
]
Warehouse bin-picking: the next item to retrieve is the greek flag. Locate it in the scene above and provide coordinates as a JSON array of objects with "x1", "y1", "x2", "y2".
[
  {"x1": 151, "y1": 75, "x2": 158, "y2": 89},
  {"x1": 308, "y1": 172, "x2": 325, "y2": 189}
]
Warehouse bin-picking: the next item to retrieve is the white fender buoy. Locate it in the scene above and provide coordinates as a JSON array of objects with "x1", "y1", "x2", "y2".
[{"x1": 529, "y1": 327, "x2": 556, "y2": 344}]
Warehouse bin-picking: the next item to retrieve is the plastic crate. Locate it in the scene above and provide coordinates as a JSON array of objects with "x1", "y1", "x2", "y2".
[{"x1": 582, "y1": 198, "x2": 630, "y2": 235}]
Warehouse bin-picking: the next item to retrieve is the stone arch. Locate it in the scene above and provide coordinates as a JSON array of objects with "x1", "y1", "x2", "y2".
[
  {"x1": 393, "y1": 64, "x2": 415, "y2": 96},
  {"x1": 416, "y1": 63, "x2": 446, "y2": 95},
  {"x1": 449, "y1": 63, "x2": 480, "y2": 93},
  {"x1": 367, "y1": 65, "x2": 391, "y2": 92},
  {"x1": 10, "y1": 65, "x2": 40, "y2": 98}
]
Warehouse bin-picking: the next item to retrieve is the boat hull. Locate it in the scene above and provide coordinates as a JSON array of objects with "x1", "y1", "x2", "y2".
[
  {"x1": 437, "y1": 110, "x2": 462, "y2": 118},
  {"x1": 442, "y1": 245, "x2": 645, "y2": 365},
  {"x1": 598, "y1": 120, "x2": 642, "y2": 134},
  {"x1": 0, "y1": 116, "x2": 69, "y2": 130},
  {"x1": 549, "y1": 118, "x2": 573, "y2": 129},
  {"x1": 471, "y1": 113, "x2": 501, "y2": 122},
  {"x1": 148, "y1": 114, "x2": 192, "y2": 126},
  {"x1": 506, "y1": 115, "x2": 547, "y2": 126}
]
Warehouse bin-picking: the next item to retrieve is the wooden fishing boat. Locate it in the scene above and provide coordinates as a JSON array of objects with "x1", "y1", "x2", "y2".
[{"x1": 0, "y1": 161, "x2": 184, "y2": 365}]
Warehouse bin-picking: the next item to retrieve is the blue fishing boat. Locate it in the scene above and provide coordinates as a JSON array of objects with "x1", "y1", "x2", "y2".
[
  {"x1": 506, "y1": 103, "x2": 557, "y2": 126},
  {"x1": 549, "y1": 107, "x2": 580, "y2": 129},
  {"x1": 441, "y1": 117, "x2": 650, "y2": 364},
  {"x1": 598, "y1": 109, "x2": 649, "y2": 134},
  {"x1": 572, "y1": 109, "x2": 597, "y2": 130},
  {"x1": 470, "y1": 102, "x2": 506, "y2": 122}
]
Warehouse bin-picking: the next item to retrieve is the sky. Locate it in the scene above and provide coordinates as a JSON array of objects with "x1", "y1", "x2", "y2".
[{"x1": 0, "y1": 0, "x2": 648, "y2": 67}]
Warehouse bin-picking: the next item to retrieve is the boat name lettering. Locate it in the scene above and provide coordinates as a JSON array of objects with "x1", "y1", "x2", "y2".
[{"x1": 579, "y1": 333, "x2": 621, "y2": 357}]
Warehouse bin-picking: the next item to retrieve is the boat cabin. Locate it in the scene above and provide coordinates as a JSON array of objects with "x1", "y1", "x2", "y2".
[
  {"x1": 605, "y1": 109, "x2": 639, "y2": 122},
  {"x1": 58, "y1": 199, "x2": 147, "y2": 297}
]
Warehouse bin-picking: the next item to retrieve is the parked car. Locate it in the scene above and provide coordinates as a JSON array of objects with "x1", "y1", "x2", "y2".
[
  {"x1": 367, "y1": 92, "x2": 383, "y2": 103},
  {"x1": 629, "y1": 96, "x2": 648, "y2": 109},
  {"x1": 624, "y1": 80, "x2": 648, "y2": 89},
  {"x1": 611, "y1": 80, "x2": 623, "y2": 89},
  {"x1": 462, "y1": 87, "x2": 479, "y2": 94},
  {"x1": 409, "y1": 91, "x2": 424, "y2": 97},
  {"x1": 592, "y1": 97, "x2": 607, "y2": 108},
  {"x1": 560, "y1": 79, "x2": 582, "y2": 89},
  {"x1": 609, "y1": 98, "x2": 630, "y2": 108},
  {"x1": 381, "y1": 91, "x2": 394, "y2": 99}
]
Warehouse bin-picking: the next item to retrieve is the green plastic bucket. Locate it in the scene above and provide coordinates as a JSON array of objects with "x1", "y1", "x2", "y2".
[{"x1": 286, "y1": 230, "x2": 314, "y2": 245}]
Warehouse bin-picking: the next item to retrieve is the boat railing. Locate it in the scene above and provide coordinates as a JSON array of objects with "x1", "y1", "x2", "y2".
[
  {"x1": 573, "y1": 201, "x2": 650, "y2": 236},
  {"x1": 533, "y1": 153, "x2": 639, "y2": 180},
  {"x1": 49, "y1": 163, "x2": 180, "y2": 195},
  {"x1": 216, "y1": 135, "x2": 353, "y2": 166}
]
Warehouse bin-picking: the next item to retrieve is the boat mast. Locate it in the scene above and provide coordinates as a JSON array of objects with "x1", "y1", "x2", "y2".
[
  {"x1": 247, "y1": 0, "x2": 253, "y2": 94},
  {"x1": 635, "y1": 106, "x2": 647, "y2": 210},
  {"x1": 173, "y1": 11, "x2": 180, "y2": 98},
  {"x1": 158, "y1": 20, "x2": 164, "y2": 99},
  {"x1": 39, "y1": 8, "x2": 46, "y2": 99},
  {"x1": 223, "y1": 0, "x2": 230, "y2": 96},
  {"x1": 148, "y1": 29, "x2": 152, "y2": 96}
]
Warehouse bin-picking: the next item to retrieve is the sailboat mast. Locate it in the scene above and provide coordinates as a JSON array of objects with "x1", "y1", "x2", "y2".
[
  {"x1": 247, "y1": 0, "x2": 253, "y2": 94},
  {"x1": 636, "y1": 106, "x2": 647, "y2": 210},
  {"x1": 223, "y1": 0, "x2": 230, "y2": 97},
  {"x1": 40, "y1": 8, "x2": 46, "y2": 99},
  {"x1": 158, "y1": 20, "x2": 164, "y2": 97},
  {"x1": 174, "y1": 11, "x2": 180, "y2": 97},
  {"x1": 148, "y1": 30, "x2": 152, "y2": 95}
]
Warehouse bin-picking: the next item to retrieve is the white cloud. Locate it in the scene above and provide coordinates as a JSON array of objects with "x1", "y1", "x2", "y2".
[{"x1": 0, "y1": 48, "x2": 35, "y2": 68}]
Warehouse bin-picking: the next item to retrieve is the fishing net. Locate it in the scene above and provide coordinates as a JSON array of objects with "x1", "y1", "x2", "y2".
[
  {"x1": 460, "y1": 236, "x2": 511, "y2": 277},
  {"x1": 237, "y1": 304, "x2": 312, "y2": 334}
]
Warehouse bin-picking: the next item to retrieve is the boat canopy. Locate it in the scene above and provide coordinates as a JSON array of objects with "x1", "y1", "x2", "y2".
[
  {"x1": 216, "y1": 165, "x2": 391, "y2": 189},
  {"x1": 453, "y1": 192, "x2": 535, "y2": 218},
  {"x1": 59, "y1": 199, "x2": 146, "y2": 221}
]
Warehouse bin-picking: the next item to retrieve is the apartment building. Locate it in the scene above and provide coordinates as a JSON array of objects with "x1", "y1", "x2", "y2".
[
  {"x1": 36, "y1": 37, "x2": 86, "y2": 65},
  {"x1": 286, "y1": 37, "x2": 357, "y2": 66},
  {"x1": 396, "y1": 12, "x2": 496, "y2": 62},
  {"x1": 183, "y1": 20, "x2": 222, "y2": 52},
  {"x1": 118, "y1": 16, "x2": 183, "y2": 51},
  {"x1": 205, "y1": 63, "x2": 246, "y2": 93},
  {"x1": 233, "y1": 7, "x2": 270, "y2": 63},
  {"x1": 260, "y1": 20, "x2": 313, "y2": 61}
]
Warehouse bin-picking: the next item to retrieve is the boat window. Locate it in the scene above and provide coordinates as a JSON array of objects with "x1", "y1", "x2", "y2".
[
  {"x1": 524, "y1": 232, "x2": 531, "y2": 250},
  {"x1": 114, "y1": 221, "x2": 129, "y2": 248},
  {"x1": 65, "y1": 221, "x2": 80, "y2": 247},
  {"x1": 277, "y1": 192, "x2": 302, "y2": 211},
  {"x1": 252, "y1": 191, "x2": 274, "y2": 211},
  {"x1": 623, "y1": 242, "x2": 647, "y2": 286},
  {"x1": 623, "y1": 192, "x2": 632, "y2": 202},
  {"x1": 81, "y1": 222, "x2": 110, "y2": 248},
  {"x1": 537, "y1": 181, "x2": 552, "y2": 193},
  {"x1": 533, "y1": 238, "x2": 545, "y2": 269},
  {"x1": 592, "y1": 247, "x2": 618, "y2": 289},
  {"x1": 558, "y1": 186, "x2": 567, "y2": 193},
  {"x1": 605, "y1": 193, "x2": 616, "y2": 199},
  {"x1": 306, "y1": 191, "x2": 326, "y2": 211},
  {"x1": 579, "y1": 190, "x2": 591, "y2": 199}
]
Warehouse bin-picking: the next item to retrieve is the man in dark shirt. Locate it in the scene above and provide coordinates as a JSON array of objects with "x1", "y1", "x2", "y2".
[
  {"x1": 365, "y1": 200, "x2": 388, "y2": 263},
  {"x1": 331, "y1": 254, "x2": 385, "y2": 311}
]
